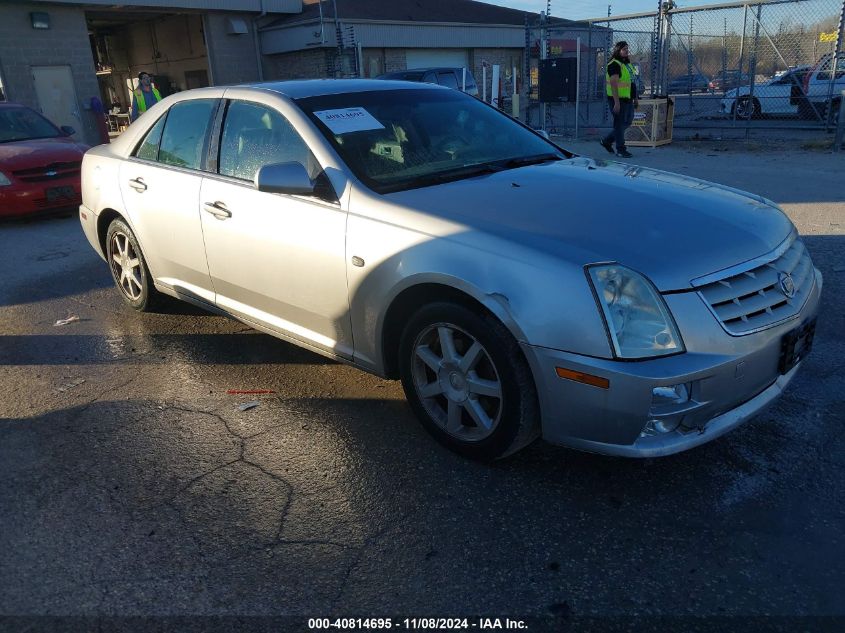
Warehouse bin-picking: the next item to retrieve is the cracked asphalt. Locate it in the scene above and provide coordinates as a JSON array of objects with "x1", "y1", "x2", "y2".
[{"x1": 1, "y1": 141, "x2": 844, "y2": 631}]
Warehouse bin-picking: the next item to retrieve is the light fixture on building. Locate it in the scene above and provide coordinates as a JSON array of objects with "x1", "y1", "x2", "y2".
[
  {"x1": 30, "y1": 12, "x2": 50, "y2": 29},
  {"x1": 226, "y1": 18, "x2": 248, "y2": 35}
]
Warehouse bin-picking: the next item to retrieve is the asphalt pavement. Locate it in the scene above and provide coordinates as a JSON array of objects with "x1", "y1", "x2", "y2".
[{"x1": 1, "y1": 142, "x2": 844, "y2": 632}]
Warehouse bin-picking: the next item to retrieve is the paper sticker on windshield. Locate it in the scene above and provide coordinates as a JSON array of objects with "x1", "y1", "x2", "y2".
[{"x1": 314, "y1": 108, "x2": 385, "y2": 134}]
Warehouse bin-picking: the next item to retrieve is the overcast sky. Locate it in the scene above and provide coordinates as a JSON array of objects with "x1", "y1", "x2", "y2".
[{"x1": 482, "y1": 0, "x2": 729, "y2": 20}]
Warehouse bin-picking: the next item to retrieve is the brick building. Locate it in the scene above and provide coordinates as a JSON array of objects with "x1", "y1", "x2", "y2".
[
  {"x1": 0, "y1": 0, "x2": 299, "y2": 145},
  {"x1": 0, "y1": 0, "x2": 596, "y2": 146},
  {"x1": 259, "y1": 0, "x2": 594, "y2": 108}
]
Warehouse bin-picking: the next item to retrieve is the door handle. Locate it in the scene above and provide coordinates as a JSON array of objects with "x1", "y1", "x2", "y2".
[
  {"x1": 128, "y1": 177, "x2": 147, "y2": 192},
  {"x1": 203, "y1": 201, "x2": 232, "y2": 220}
]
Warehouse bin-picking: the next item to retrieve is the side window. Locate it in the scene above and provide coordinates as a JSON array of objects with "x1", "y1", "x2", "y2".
[
  {"x1": 134, "y1": 114, "x2": 167, "y2": 161},
  {"x1": 437, "y1": 72, "x2": 459, "y2": 90},
  {"x1": 157, "y1": 99, "x2": 216, "y2": 170},
  {"x1": 219, "y1": 100, "x2": 319, "y2": 182},
  {"x1": 422, "y1": 72, "x2": 437, "y2": 84}
]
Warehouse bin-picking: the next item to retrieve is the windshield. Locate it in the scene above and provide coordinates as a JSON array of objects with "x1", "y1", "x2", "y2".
[
  {"x1": 295, "y1": 88, "x2": 566, "y2": 193},
  {"x1": 0, "y1": 107, "x2": 62, "y2": 143}
]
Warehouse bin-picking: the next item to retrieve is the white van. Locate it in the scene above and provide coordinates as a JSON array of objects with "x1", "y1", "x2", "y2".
[{"x1": 802, "y1": 53, "x2": 844, "y2": 123}]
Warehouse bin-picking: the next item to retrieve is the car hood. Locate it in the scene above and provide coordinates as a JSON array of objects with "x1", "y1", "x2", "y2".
[
  {"x1": 385, "y1": 157, "x2": 793, "y2": 291},
  {"x1": 0, "y1": 137, "x2": 86, "y2": 170}
]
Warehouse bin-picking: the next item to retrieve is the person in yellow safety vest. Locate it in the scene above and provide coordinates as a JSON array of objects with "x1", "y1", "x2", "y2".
[
  {"x1": 600, "y1": 41, "x2": 639, "y2": 158},
  {"x1": 130, "y1": 72, "x2": 162, "y2": 121}
]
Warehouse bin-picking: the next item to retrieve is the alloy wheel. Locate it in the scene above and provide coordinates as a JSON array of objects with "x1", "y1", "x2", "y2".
[
  {"x1": 410, "y1": 322, "x2": 503, "y2": 442},
  {"x1": 109, "y1": 231, "x2": 143, "y2": 301}
]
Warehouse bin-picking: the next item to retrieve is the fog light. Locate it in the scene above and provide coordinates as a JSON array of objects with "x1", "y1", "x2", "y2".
[
  {"x1": 652, "y1": 383, "x2": 690, "y2": 406},
  {"x1": 647, "y1": 417, "x2": 681, "y2": 434}
]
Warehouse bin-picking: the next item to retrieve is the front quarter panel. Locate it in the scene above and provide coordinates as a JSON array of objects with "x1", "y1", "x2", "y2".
[{"x1": 345, "y1": 187, "x2": 613, "y2": 373}]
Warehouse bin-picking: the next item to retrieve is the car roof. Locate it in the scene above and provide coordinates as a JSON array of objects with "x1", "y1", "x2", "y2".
[{"x1": 235, "y1": 78, "x2": 444, "y2": 100}]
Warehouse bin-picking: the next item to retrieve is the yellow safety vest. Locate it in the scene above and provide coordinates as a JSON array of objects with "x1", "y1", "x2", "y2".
[
  {"x1": 133, "y1": 87, "x2": 161, "y2": 113},
  {"x1": 606, "y1": 59, "x2": 634, "y2": 99}
]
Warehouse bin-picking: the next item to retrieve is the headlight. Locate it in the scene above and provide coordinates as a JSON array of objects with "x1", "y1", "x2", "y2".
[
  {"x1": 587, "y1": 264, "x2": 685, "y2": 359},
  {"x1": 0, "y1": 172, "x2": 11, "y2": 186}
]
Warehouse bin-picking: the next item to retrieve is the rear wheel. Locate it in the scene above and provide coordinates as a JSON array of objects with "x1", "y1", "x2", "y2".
[
  {"x1": 106, "y1": 218, "x2": 161, "y2": 311},
  {"x1": 399, "y1": 302, "x2": 540, "y2": 460},
  {"x1": 734, "y1": 96, "x2": 761, "y2": 119}
]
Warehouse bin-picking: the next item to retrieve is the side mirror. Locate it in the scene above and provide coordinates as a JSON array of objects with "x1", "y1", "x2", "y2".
[
  {"x1": 60, "y1": 125, "x2": 76, "y2": 136},
  {"x1": 255, "y1": 162, "x2": 315, "y2": 196}
]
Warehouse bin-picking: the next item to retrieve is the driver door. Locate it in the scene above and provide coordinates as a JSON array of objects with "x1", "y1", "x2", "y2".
[{"x1": 199, "y1": 99, "x2": 353, "y2": 359}]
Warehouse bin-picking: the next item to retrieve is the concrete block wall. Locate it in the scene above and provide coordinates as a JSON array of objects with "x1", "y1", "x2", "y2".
[
  {"x1": 203, "y1": 13, "x2": 261, "y2": 86},
  {"x1": 264, "y1": 49, "x2": 329, "y2": 80},
  {"x1": 384, "y1": 49, "x2": 407, "y2": 73},
  {"x1": 0, "y1": 3, "x2": 101, "y2": 145}
]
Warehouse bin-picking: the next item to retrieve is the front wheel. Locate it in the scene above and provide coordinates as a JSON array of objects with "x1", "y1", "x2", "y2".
[
  {"x1": 399, "y1": 302, "x2": 540, "y2": 460},
  {"x1": 106, "y1": 218, "x2": 161, "y2": 311}
]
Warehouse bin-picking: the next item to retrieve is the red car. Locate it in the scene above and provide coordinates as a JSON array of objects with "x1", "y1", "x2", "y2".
[{"x1": 0, "y1": 103, "x2": 89, "y2": 218}]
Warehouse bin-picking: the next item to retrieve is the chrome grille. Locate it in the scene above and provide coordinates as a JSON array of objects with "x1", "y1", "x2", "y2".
[
  {"x1": 697, "y1": 238, "x2": 814, "y2": 335},
  {"x1": 12, "y1": 161, "x2": 81, "y2": 183}
]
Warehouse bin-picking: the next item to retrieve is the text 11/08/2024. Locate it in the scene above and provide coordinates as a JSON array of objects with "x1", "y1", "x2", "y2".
[{"x1": 308, "y1": 618, "x2": 528, "y2": 630}]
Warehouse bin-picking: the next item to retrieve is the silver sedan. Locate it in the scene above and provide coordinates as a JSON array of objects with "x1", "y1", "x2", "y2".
[{"x1": 79, "y1": 80, "x2": 821, "y2": 460}]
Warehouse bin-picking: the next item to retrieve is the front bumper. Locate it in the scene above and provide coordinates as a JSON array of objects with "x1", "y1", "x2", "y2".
[
  {"x1": 0, "y1": 179, "x2": 81, "y2": 218},
  {"x1": 522, "y1": 268, "x2": 822, "y2": 457}
]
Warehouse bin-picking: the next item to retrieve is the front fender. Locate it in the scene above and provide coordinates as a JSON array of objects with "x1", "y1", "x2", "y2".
[{"x1": 346, "y1": 194, "x2": 613, "y2": 373}]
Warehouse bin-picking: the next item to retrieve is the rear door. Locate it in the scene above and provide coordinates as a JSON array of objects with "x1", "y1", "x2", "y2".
[
  {"x1": 118, "y1": 98, "x2": 219, "y2": 304},
  {"x1": 199, "y1": 99, "x2": 353, "y2": 358}
]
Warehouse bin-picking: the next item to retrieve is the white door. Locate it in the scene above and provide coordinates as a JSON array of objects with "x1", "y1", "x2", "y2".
[
  {"x1": 406, "y1": 49, "x2": 469, "y2": 69},
  {"x1": 31, "y1": 66, "x2": 81, "y2": 133}
]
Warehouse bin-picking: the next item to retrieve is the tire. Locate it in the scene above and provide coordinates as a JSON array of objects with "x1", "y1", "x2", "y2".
[
  {"x1": 399, "y1": 302, "x2": 540, "y2": 460},
  {"x1": 823, "y1": 100, "x2": 841, "y2": 126},
  {"x1": 105, "y1": 218, "x2": 162, "y2": 312},
  {"x1": 734, "y1": 96, "x2": 760, "y2": 119}
]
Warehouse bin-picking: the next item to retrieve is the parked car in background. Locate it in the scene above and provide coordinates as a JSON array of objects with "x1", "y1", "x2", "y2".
[
  {"x1": 79, "y1": 80, "x2": 821, "y2": 460},
  {"x1": 376, "y1": 67, "x2": 479, "y2": 97},
  {"x1": 667, "y1": 73, "x2": 712, "y2": 94},
  {"x1": 0, "y1": 103, "x2": 88, "y2": 219},
  {"x1": 720, "y1": 66, "x2": 810, "y2": 118},
  {"x1": 800, "y1": 53, "x2": 845, "y2": 123},
  {"x1": 710, "y1": 70, "x2": 752, "y2": 92}
]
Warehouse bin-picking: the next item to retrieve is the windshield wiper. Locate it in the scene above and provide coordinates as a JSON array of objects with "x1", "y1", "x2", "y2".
[
  {"x1": 500, "y1": 153, "x2": 565, "y2": 169},
  {"x1": 376, "y1": 156, "x2": 563, "y2": 194}
]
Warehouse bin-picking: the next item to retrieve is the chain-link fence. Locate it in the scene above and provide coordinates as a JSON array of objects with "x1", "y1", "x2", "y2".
[{"x1": 527, "y1": 0, "x2": 845, "y2": 136}]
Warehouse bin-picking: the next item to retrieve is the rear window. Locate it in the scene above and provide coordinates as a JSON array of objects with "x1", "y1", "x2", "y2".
[{"x1": 437, "y1": 72, "x2": 459, "y2": 89}]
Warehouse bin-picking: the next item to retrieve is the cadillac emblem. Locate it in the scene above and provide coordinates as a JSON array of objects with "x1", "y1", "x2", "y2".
[
  {"x1": 45, "y1": 170, "x2": 57, "y2": 177},
  {"x1": 778, "y1": 272, "x2": 796, "y2": 299}
]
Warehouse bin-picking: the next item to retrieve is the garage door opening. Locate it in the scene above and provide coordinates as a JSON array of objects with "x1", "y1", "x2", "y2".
[{"x1": 87, "y1": 10, "x2": 211, "y2": 135}]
